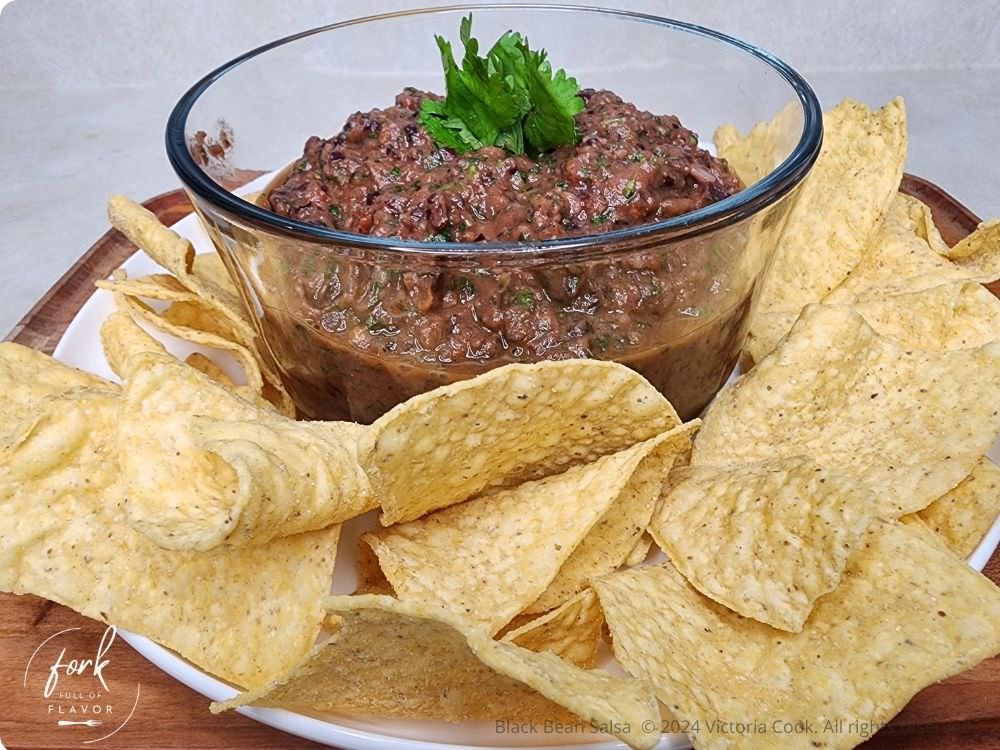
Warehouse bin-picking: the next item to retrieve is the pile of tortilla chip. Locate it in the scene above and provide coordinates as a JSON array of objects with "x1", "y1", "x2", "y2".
[{"x1": 3, "y1": 93, "x2": 1000, "y2": 750}]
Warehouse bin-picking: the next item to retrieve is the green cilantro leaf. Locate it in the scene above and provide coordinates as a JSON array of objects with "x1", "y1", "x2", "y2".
[{"x1": 419, "y1": 14, "x2": 582, "y2": 156}]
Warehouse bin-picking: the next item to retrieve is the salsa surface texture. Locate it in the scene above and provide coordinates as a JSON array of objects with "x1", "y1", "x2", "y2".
[{"x1": 266, "y1": 88, "x2": 742, "y2": 242}]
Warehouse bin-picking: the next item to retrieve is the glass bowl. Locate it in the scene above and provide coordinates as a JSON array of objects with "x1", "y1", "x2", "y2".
[{"x1": 166, "y1": 4, "x2": 822, "y2": 422}]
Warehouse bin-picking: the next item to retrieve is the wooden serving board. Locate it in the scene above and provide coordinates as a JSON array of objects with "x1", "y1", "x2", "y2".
[{"x1": 1, "y1": 177, "x2": 999, "y2": 750}]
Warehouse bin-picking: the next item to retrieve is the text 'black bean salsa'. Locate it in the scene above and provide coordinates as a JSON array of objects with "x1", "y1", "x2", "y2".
[{"x1": 258, "y1": 28, "x2": 747, "y2": 422}]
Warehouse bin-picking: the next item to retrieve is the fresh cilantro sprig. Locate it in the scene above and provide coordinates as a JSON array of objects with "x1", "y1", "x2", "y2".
[{"x1": 419, "y1": 15, "x2": 584, "y2": 156}]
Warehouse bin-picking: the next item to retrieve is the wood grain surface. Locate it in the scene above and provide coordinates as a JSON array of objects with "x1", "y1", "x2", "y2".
[{"x1": 1, "y1": 177, "x2": 999, "y2": 750}]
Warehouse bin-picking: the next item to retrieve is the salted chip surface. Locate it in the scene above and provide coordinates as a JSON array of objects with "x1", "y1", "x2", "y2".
[
  {"x1": 594, "y1": 520, "x2": 1000, "y2": 750},
  {"x1": 361, "y1": 359, "x2": 680, "y2": 525},
  {"x1": 362, "y1": 430, "x2": 684, "y2": 634},
  {"x1": 502, "y1": 588, "x2": 606, "y2": 669},
  {"x1": 0, "y1": 386, "x2": 339, "y2": 689},
  {"x1": 651, "y1": 456, "x2": 876, "y2": 632},
  {"x1": 916, "y1": 457, "x2": 1000, "y2": 558},
  {"x1": 693, "y1": 305, "x2": 1000, "y2": 516},
  {"x1": 526, "y1": 421, "x2": 698, "y2": 614},
  {"x1": 214, "y1": 595, "x2": 659, "y2": 750},
  {"x1": 117, "y1": 352, "x2": 372, "y2": 550},
  {"x1": 728, "y1": 98, "x2": 906, "y2": 359}
]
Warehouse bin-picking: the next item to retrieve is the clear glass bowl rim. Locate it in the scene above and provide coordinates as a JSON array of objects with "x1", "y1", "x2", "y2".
[{"x1": 165, "y1": 2, "x2": 823, "y2": 257}]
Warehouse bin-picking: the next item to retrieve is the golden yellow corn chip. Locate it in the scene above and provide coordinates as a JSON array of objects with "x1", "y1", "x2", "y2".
[
  {"x1": 107, "y1": 195, "x2": 255, "y2": 341},
  {"x1": 185, "y1": 351, "x2": 236, "y2": 387},
  {"x1": 651, "y1": 456, "x2": 876, "y2": 632},
  {"x1": 693, "y1": 305, "x2": 1000, "y2": 516},
  {"x1": 111, "y1": 288, "x2": 268, "y2": 397},
  {"x1": 729, "y1": 98, "x2": 906, "y2": 361},
  {"x1": 916, "y1": 457, "x2": 1000, "y2": 558},
  {"x1": 503, "y1": 588, "x2": 605, "y2": 668},
  {"x1": 361, "y1": 359, "x2": 680, "y2": 525},
  {"x1": 100, "y1": 311, "x2": 167, "y2": 378},
  {"x1": 0, "y1": 342, "x2": 115, "y2": 441},
  {"x1": 624, "y1": 533, "x2": 654, "y2": 567},
  {"x1": 214, "y1": 595, "x2": 660, "y2": 750},
  {"x1": 713, "y1": 102, "x2": 802, "y2": 187},
  {"x1": 594, "y1": 520, "x2": 1000, "y2": 750},
  {"x1": 526, "y1": 421, "x2": 698, "y2": 614},
  {"x1": 0, "y1": 385, "x2": 338, "y2": 689},
  {"x1": 829, "y1": 194, "x2": 1000, "y2": 303},
  {"x1": 363, "y1": 430, "x2": 686, "y2": 634},
  {"x1": 116, "y1": 352, "x2": 372, "y2": 550}
]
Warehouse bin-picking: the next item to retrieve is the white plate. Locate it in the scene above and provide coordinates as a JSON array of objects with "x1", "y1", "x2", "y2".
[{"x1": 50, "y1": 175, "x2": 1000, "y2": 750}]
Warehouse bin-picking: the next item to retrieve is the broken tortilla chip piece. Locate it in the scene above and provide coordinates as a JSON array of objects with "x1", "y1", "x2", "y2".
[
  {"x1": 0, "y1": 385, "x2": 339, "y2": 689},
  {"x1": 594, "y1": 519, "x2": 1000, "y2": 750},
  {"x1": 361, "y1": 359, "x2": 681, "y2": 525},
  {"x1": 651, "y1": 456, "x2": 876, "y2": 632},
  {"x1": 116, "y1": 352, "x2": 372, "y2": 550},
  {"x1": 525, "y1": 421, "x2": 698, "y2": 614},
  {"x1": 213, "y1": 595, "x2": 660, "y2": 750},
  {"x1": 502, "y1": 588, "x2": 605, "y2": 669},
  {"x1": 693, "y1": 304, "x2": 1000, "y2": 517},
  {"x1": 362, "y1": 427, "x2": 691, "y2": 634},
  {"x1": 915, "y1": 457, "x2": 1000, "y2": 559}
]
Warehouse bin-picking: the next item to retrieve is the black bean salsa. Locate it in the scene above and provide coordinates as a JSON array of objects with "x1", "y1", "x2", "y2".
[{"x1": 257, "y1": 22, "x2": 748, "y2": 423}]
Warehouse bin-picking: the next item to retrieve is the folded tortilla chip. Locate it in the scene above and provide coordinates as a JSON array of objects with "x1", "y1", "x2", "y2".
[
  {"x1": 502, "y1": 588, "x2": 605, "y2": 669},
  {"x1": 728, "y1": 98, "x2": 906, "y2": 361},
  {"x1": 0, "y1": 385, "x2": 338, "y2": 689},
  {"x1": 526, "y1": 421, "x2": 698, "y2": 614},
  {"x1": 693, "y1": 304, "x2": 1000, "y2": 516},
  {"x1": 361, "y1": 359, "x2": 680, "y2": 525},
  {"x1": 213, "y1": 594, "x2": 660, "y2": 750},
  {"x1": 651, "y1": 456, "x2": 876, "y2": 631},
  {"x1": 594, "y1": 519, "x2": 1000, "y2": 750},
  {"x1": 915, "y1": 457, "x2": 1000, "y2": 558},
  {"x1": 116, "y1": 351, "x2": 372, "y2": 550},
  {"x1": 363, "y1": 427, "x2": 690, "y2": 634}
]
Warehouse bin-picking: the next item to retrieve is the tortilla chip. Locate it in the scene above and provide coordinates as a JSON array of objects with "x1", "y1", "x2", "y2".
[
  {"x1": 0, "y1": 385, "x2": 339, "y2": 689},
  {"x1": 732, "y1": 98, "x2": 907, "y2": 364},
  {"x1": 916, "y1": 457, "x2": 1000, "y2": 558},
  {"x1": 0, "y1": 342, "x2": 115, "y2": 441},
  {"x1": 713, "y1": 101, "x2": 802, "y2": 186},
  {"x1": 213, "y1": 595, "x2": 659, "y2": 750},
  {"x1": 624, "y1": 533, "x2": 654, "y2": 567},
  {"x1": 732, "y1": 98, "x2": 906, "y2": 356},
  {"x1": 185, "y1": 351, "x2": 236, "y2": 387},
  {"x1": 693, "y1": 304, "x2": 1000, "y2": 516},
  {"x1": 99, "y1": 311, "x2": 167, "y2": 378},
  {"x1": 111, "y1": 288, "x2": 267, "y2": 397},
  {"x1": 361, "y1": 359, "x2": 681, "y2": 525},
  {"x1": 594, "y1": 519, "x2": 1000, "y2": 750},
  {"x1": 942, "y1": 218, "x2": 1000, "y2": 272},
  {"x1": 651, "y1": 456, "x2": 876, "y2": 631},
  {"x1": 502, "y1": 588, "x2": 605, "y2": 668},
  {"x1": 107, "y1": 195, "x2": 254, "y2": 339},
  {"x1": 829, "y1": 194, "x2": 1000, "y2": 303},
  {"x1": 116, "y1": 352, "x2": 372, "y2": 550},
  {"x1": 526, "y1": 421, "x2": 698, "y2": 614},
  {"x1": 362, "y1": 429, "x2": 688, "y2": 634},
  {"x1": 104, "y1": 198, "x2": 295, "y2": 416}
]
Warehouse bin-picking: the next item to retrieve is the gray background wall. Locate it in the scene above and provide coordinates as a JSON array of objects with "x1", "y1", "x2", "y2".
[{"x1": 2, "y1": 0, "x2": 999, "y2": 334}]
